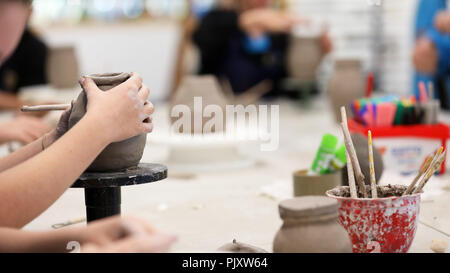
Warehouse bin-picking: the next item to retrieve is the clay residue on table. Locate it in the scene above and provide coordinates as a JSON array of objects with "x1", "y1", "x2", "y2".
[{"x1": 329, "y1": 184, "x2": 413, "y2": 198}]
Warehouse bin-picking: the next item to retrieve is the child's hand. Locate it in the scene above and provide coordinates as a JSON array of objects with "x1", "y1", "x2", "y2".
[
  {"x1": 0, "y1": 116, "x2": 51, "y2": 144},
  {"x1": 435, "y1": 11, "x2": 450, "y2": 33},
  {"x1": 413, "y1": 37, "x2": 438, "y2": 74},
  {"x1": 80, "y1": 73, "x2": 154, "y2": 144},
  {"x1": 78, "y1": 216, "x2": 177, "y2": 253}
]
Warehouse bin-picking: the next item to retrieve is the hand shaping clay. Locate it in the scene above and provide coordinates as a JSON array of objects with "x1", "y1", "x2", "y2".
[{"x1": 69, "y1": 72, "x2": 147, "y2": 172}]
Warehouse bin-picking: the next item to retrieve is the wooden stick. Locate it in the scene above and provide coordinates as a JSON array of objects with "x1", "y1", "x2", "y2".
[
  {"x1": 415, "y1": 150, "x2": 446, "y2": 193},
  {"x1": 340, "y1": 122, "x2": 367, "y2": 198},
  {"x1": 21, "y1": 104, "x2": 71, "y2": 112},
  {"x1": 340, "y1": 107, "x2": 367, "y2": 198},
  {"x1": 413, "y1": 147, "x2": 443, "y2": 194},
  {"x1": 367, "y1": 130, "x2": 377, "y2": 198},
  {"x1": 403, "y1": 155, "x2": 433, "y2": 195},
  {"x1": 345, "y1": 147, "x2": 358, "y2": 198}
]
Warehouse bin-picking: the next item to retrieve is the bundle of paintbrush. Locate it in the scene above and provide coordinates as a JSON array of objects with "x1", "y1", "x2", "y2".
[
  {"x1": 351, "y1": 81, "x2": 440, "y2": 127},
  {"x1": 403, "y1": 147, "x2": 447, "y2": 195}
]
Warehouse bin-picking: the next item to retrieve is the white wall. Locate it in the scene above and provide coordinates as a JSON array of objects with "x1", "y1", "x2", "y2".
[{"x1": 38, "y1": 21, "x2": 182, "y2": 102}]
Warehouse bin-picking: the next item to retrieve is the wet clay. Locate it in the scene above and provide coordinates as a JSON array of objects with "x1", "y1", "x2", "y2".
[
  {"x1": 273, "y1": 196, "x2": 351, "y2": 253},
  {"x1": 69, "y1": 72, "x2": 147, "y2": 172},
  {"x1": 328, "y1": 184, "x2": 415, "y2": 198}
]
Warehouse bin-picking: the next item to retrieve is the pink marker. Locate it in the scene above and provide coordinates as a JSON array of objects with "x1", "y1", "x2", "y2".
[{"x1": 418, "y1": 81, "x2": 428, "y2": 103}]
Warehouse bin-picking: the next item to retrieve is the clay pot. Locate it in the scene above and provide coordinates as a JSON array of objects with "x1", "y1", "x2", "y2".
[
  {"x1": 293, "y1": 170, "x2": 342, "y2": 197},
  {"x1": 328, "y1": 59, "x2": 365, "y2": 122},
  {"x1": 286, "y1": 36, "x2": 324, "y2": 82},
  {"x1": 170, "y1": 75, "x2": 228, "y2": 134},
  {"x1": 327, "y1": 185, "x2": 421, "y2": 253},
  {"x1": 46, "y1": 46, "x2": 79, "y2": 89},
  {"x1": 69, "y1": 72, "x2": 147, "y2": 172},
  {"x1": 273, "y1": 196, "x2": 351, "y2": 253}
]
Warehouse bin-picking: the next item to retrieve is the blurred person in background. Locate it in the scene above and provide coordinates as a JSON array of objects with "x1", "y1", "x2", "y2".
[
  {"x1": 0, "y1": 0, "x2": 51, "y2": 144},
  {"x1": 413, "y1": 0, "x2": 450, "y2": 109},
  {"x1": 193, "y1": 0, "x2": 332, "y2": 98},
  {"x1": 0, "y1": 27, "x2": 48, "y2": 110}
]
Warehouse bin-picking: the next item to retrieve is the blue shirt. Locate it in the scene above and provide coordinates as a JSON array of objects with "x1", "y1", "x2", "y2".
[{"x1": 414, "y1": 0, "x2": 450, "y2": 100}]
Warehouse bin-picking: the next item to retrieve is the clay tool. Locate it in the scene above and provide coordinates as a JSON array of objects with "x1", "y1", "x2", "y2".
[
  {"x1": 403, "y1": 154, "x2": 433, "y2": 196},
  {"x1": 21, "y1": 104, "x2": 70, "y2": 112},
  {"x1": 340, "y1": 107, "x2": 367, "y2": 198},
  {"x1": 52, "y1": 217, "x2": 86, "y2": 229},
  {"x1": 365, "y1": 72, "x2": 374, "y2": 98},
  {"x1": 367, "y1": 130, "x2": 377, "y2": 198},
  {"x1": 414, "y1": 149, "x2": 446, "y2": 194},
  {"x1": 413, "y1": 147, "x2": 443, "y2": 194}
]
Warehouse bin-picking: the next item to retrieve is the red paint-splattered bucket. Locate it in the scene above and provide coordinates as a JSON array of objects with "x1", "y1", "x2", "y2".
[{"x1": 326, "y1": 187, "x2": 421, "y2": 253}]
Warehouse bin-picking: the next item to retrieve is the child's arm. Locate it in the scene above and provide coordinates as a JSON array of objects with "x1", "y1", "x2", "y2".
[
  {"x1": 0, "y1": 216, "x2": 176, "y2": 253},
  {"x1": 0, "y1": 73, "x2": 154, "y2": 228}
]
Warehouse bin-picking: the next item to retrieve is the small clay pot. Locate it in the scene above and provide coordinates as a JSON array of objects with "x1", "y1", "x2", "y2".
[
  {"x1": 46, "y1": 46, "x2": 79, "y2": 89},
  {"x1": 68, "y1": 72, "x2": 147, "y2": 172},
  {"x1": 293, "y1": 170, "x2": 342, "y2": 197},
  {"x1": 273, "y1": 196, "x2": 351, "y2": 253},
  {"x1": 170, "y1": 75, "x2": 228, "y2": 134},
  {"x1": 327, "y1": 59, "x2": 365, "y2": 123},
  {"x1": 286, "y1": 36, "x2": 324, "y2": 82}
]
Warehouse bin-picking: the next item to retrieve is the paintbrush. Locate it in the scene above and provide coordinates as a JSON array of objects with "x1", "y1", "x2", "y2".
[
  {"x1": 367, "y1": 130, "x2": 377, "y2": 198},
  {"x1": 403, "y1": 155, "x2": 433, "y2": 196},
  {"x1": 412, "y1": 147, "x2": 444, "y2": 194},
  {"x1": 340, "y1": 106, "x2": 367, "y2": 198},
  {"x1": 21, "y1": 104, "x2": 71, "y2": 112},
  {"x1": 414, "y1": 149, "x2": 446, "y2": 194}
]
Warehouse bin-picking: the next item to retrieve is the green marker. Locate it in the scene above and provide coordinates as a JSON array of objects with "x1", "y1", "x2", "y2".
[{"x1": 311, "y1": 134, "x2": 338, "y2": 174}]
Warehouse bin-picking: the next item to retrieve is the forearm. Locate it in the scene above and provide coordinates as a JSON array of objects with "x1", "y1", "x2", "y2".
[
  {"x1": 0, "y1": 92, "x2": 22, "y2": 110},
  {"x1": 0, "y1": 227, "x2": 82, "y2": 253},
  {"x1": 0, "y1": 114, "x2": 109, "y2": 228},
  {"x1": 0, "y1": 131, "x2": 55, "y2": 172}
]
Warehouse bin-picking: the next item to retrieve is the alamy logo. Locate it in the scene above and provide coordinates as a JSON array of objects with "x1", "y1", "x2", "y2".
[{"x1": 170, "y1": 97, "x2": 280, "y2": 151}]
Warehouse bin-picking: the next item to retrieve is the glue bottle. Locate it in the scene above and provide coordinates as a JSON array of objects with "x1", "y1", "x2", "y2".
[
  {"x1": 329, "y1": 144, "x2": 347, "y2": 172},
  {"x1": 310, "y1": 134, "x2": 338, "y2": 174}
]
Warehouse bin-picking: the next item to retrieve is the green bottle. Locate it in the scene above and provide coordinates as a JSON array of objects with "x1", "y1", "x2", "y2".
[
  {"x1": 329, "y1": 144, "x2": 347, "y2": 172},
  {"x1": 311, "y1": 134, "x2": 338, "y2": 174}
]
